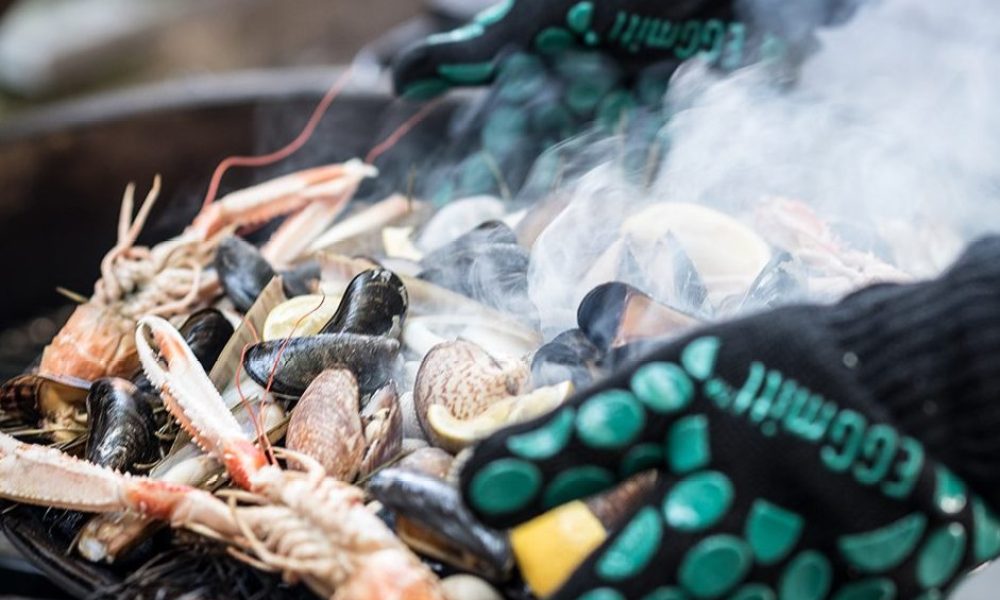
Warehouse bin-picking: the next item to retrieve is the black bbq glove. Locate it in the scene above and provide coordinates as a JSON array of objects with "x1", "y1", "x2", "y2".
[
  {"x1": 393, "y1": 0, "x2": 861, "y2": 99},
  {"x1": 460, "y1": 236, "x2": 1000, "y2": 600}
]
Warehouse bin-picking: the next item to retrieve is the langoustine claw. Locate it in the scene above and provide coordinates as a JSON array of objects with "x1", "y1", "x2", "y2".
[{"x1": 136, "y1": 315, "x2": 443, "y2": 600}]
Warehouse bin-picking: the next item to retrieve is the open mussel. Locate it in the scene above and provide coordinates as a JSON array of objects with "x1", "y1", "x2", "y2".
[
  {"x1": 319, "y1": 268, "x2": 408, "y2": 338},
  {"x1": 84, "y1": 378, "x2": 158, "y2": 473},
  {"x1": 286, "y1": 369, "x2": 364, "y2": 481},
  {"x1": 530, "y1": 329, "x2": 601, "y2": 389},
  {"x1": 577, "y1": 282, "x2": 696, "y2": 353},
  {"x1": 242, "y1": 333, "x2": 399, "y2": 397},
  {"x1": 215, "y1": 236, "x2": 319, "y2": 312},
  {"x1": 369, "y1": 468, "x2": 514, "y2": 582}
]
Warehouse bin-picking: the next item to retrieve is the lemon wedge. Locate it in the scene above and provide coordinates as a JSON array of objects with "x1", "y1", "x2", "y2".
[
  {"x1": 426, "y1": 381, "x2": 573, "y2": 452},
  {"x1": 262, "y1": 294, "x2": 341, "y2": 341}
]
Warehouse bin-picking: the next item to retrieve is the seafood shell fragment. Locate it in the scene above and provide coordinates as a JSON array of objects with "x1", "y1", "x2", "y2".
[
  {"x1": 286, "y1": 369, "x2": 364, "y2": 481},
  {"x1": 359, "y1": 382, "x2": 404, "y2": 478}
]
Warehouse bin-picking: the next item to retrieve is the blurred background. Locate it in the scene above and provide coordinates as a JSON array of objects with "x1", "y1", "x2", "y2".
[{"x1": 0, "y1": 0, "x2": 497, "y2": 113}]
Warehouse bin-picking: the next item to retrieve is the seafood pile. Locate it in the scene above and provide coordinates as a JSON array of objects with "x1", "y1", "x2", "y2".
[{"x1": 0, "y1": 148, "x2": 927, "y2": 599}]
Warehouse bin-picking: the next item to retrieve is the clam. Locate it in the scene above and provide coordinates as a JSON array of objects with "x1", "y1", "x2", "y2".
[
  {"x1": 242, "y1": 333, "x2": 399, "y2": 397},
  {"x1": 414, "y1": 340, "x2": 529, "y2": 450},
  {"x1": 84, "y1": 378, "x2": 158, "y2": 473},
  {"x1": 359, "y1": 382, "x2": 404, "y2": 478},
  {"x1": 286, "y1": 369, "x2": 364, "y2": 481},
  {"x1": 319, "y1": 268, "x2": 408, "y2": 338},
  {"x1": 368, "y1": 468, "x2": 514, "y2": 581}
]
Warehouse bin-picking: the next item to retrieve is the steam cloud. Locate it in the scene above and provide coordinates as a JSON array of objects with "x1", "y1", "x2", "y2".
[{"x1": 528, "y1": 0, "x2": 1000, "y2": 336}]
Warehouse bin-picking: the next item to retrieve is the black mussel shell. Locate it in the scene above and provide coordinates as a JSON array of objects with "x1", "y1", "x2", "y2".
[
  {"x1": 466, "y1": 245, "x2": 536, "y2": 319},
  {"x1": 319, "y1": 268, "x2": 408, "y2": 337},
  {"x1": 531, "y1": 329, "x2": 601, "y2": 388},
  {"x1": 663, "y1": 232, "x2": 710, "y2": 316},
  {"x1": 85, "y1": 378, "x2": 158, "y2": 473},
  {"x1": 577, "y1": 281, "x2": 694, "y2": 353},
  {"x1": 741, "y1": 251, "x2": 805, "y2": 310},
  {"x1": 133, "y1": 308, "x2": 233, "y2": 395},
  {"x1": 421, "y1": 220, "x2": 518, "y2": 267},
  {"x1": 215, "y1": 236, "x2": 276, "y2": 313},
  {"x1": 243, "y1": 333, "x2": 399, "y2": 397},
  {"x1": 369, "y1": 468, "x2": 513, "y2": 582},
  {"x1": 577, "y1": 282, "x2": 633, "y2": 351},
  {"x1": 280, "y1": 260, "x2": 321, "y2": 298},
  {"x1": 419, "y1": 222, "x2": 533, "y2": 319}
]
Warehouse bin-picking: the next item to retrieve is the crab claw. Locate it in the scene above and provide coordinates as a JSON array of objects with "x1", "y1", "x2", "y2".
[
  {"x1": 136, "y1": 315, "x2": 267, "y2": 490},
  {"x1": 189, "y1": 159, "x2": 377, "y2": 246}
]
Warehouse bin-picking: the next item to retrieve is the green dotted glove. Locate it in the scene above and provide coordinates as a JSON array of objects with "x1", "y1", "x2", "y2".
[
  {"x1": 393, "y1": 0, "x2": 751, "y2": 100},
  {"x1": 459, "y1": 237, "x2": 1000, "y2": 600}
]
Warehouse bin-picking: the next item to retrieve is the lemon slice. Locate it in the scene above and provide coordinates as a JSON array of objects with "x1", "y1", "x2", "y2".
[
  {"x1": 262, "y1": 294, "x2": 341, "y2": 341},
  {"x1": 427, "y1": 381, "x2": 573, "y2": 452}
]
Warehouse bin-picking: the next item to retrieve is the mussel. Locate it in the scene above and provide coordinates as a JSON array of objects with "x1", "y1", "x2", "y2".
[
  {"x1": 319, "y1": 268, "x2": 408, "y2": 338},
  {"x1": 286, "y1": 369, "x2": 364, "y2": 481},
  {"x1": 84, "y1": 378, "x2": 158, "y2": 473},
  {"x1": 242, "y1": 333, "x2": 399, "y2": 397},
  {"x1": 418, "y1": 222, "x2": 534, "y2": 319},
  {"x1": 530, "y1": 329, "x2": 601, "y2": 389},
  {"x1": 369, "y1": 468, "x2": 514, "y2": 581},
  {"x1": 0, "y1": 373, "x2": 90, "y2": 441},
  {"x1": 577, "y1": 282, "x2": 696, "y2": 353},
  {"x1": 215, "y1": 236, "x2": 319, "y2": 312}
]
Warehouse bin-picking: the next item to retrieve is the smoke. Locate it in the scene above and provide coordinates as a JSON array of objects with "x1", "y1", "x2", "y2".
[{"x1": 527, "y1": 0, "x2": 1000, "y2": 336}]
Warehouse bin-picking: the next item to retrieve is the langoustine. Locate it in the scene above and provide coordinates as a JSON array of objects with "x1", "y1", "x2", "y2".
[
  {"x1": 12, "y1": 160, "x2": 374, "y2": 437},
  {"x1": 135, "y1": 315, "x2": 443, "y2": 600}
]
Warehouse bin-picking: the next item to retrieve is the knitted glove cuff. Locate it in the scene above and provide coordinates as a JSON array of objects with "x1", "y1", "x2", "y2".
[{"x1": 828, "y1": 236, "x2": 1000, "y2": 508}]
